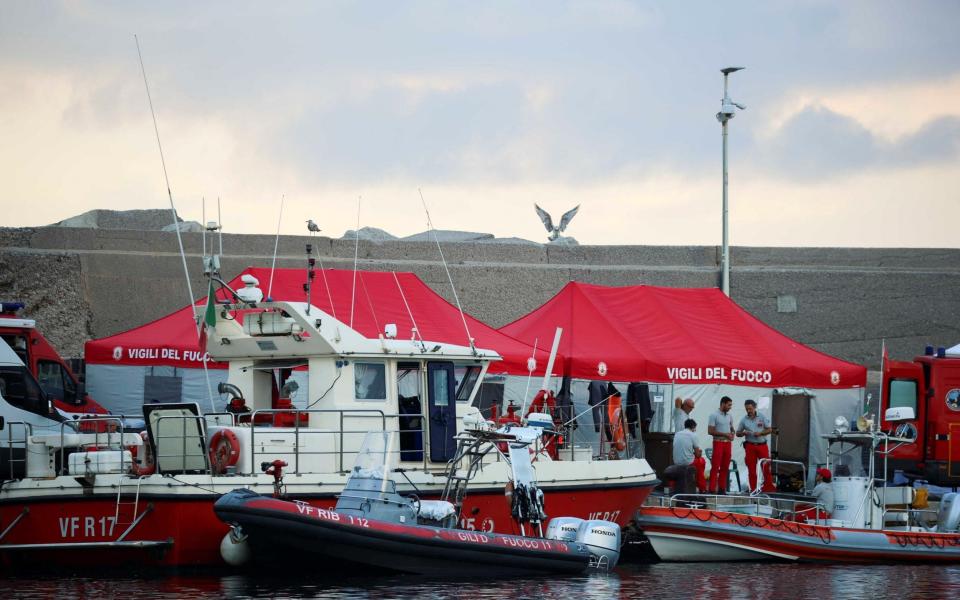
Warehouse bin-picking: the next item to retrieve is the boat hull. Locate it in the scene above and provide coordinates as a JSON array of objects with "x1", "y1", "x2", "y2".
[
  {"x1": 636, "y1": 506, "x2": 960, "y2": 563},
  {"x1": 0, "y1": 471, "x2": 655, "y2": 569},
  {"x1": 214, "y1": 490, "x2": 592, "y2": 575}
]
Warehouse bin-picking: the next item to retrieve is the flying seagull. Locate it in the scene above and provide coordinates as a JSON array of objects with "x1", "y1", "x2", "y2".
[
  {"x1": 534, "y1": 204, "x2": 580, "y2": 242},
  {"x1": 306, "y1": 220, "x2": 321, "y2": 235}
]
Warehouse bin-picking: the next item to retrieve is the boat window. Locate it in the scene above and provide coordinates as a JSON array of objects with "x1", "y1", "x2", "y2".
[
  {"x1": 431, "y1": 368, "x2": 450, "y2": 407},
  {"x1": 355, "y1": 362, "x2": 387, "y2": 401},
  {"x1": 888, "y1": 379, "x2": 918, "y2": 413},
  {"x1": 454, "y1": 365, "x2": 481, "y2": 402}
]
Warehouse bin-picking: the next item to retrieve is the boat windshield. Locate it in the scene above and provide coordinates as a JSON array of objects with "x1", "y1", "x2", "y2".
[
  {"x1": 335, "y1": 431, "x2": 418, "y2": 523},
  {"x1": 348, "y1": 430, "x2": 398, "y2": 493}
]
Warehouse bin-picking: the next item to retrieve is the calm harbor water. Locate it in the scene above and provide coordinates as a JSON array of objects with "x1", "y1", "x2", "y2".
[{"x1": 4, "y1": 562, "x2": 960, "y2": 599}]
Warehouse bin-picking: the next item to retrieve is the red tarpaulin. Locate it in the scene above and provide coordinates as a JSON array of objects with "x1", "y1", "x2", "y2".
[
  {"x1": 85, "y1": 268, "x2": 552, "y2": 375},
  {"x1": 499, "y1": 282, "x2": 865, "y2": 389}
]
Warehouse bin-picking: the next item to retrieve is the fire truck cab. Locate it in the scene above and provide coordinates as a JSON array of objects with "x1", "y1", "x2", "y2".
[
  {"x1": 880, "y1": 345, "x2": 960, "y2": 486},
  {"x1": 0, "y1": 302, "x2": 109, "y2": 419}
]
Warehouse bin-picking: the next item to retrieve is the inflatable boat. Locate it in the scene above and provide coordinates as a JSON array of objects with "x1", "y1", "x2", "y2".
[
  {"x1": 214, "y1": 430, "x2": 621, "y2": 575},
  {"x1": 638, "y1": 429, "x2": 960, "y2": 563}
]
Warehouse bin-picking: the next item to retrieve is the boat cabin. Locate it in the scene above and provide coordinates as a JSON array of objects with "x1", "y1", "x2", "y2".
[{"x1": 203, "y1": 297, "x2": 498, "y2": 473}]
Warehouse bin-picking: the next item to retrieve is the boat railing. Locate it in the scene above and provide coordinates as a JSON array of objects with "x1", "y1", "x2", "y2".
[
  {"x1": 248, "y1": 408, "x2": 415, "y2": 474},
  {"x1": 881, "y1": 508, "x2": 940, "y2": 531},
  {"x1": 57, "y1": 416, "x2": 133, "y2": 476},
  {"x1": 559, "y1": 400, "x2": 645, "y2": 462},
  {"x1": 205, "y1": 412, "x2": 238, "y2": 427},
  {"x1": 1, "y1": 421, "x2": 32, "y2": 479},
  {"x1": 662, "y1": 493, "x2": 828, "y2": 523}
]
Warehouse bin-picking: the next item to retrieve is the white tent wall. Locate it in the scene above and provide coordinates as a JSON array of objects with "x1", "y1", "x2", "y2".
[
  {"x1": 491, "y1": 374, "x2": 863, "y2": 484},
  {"x1": 86, "y1": 364, "x2": 311, "y2": 418}
]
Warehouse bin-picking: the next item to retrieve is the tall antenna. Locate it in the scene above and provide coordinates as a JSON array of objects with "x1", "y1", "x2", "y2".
[
  {"x1": 316, "y1": 252, "x2": 337, "y2": 319},
  {"x1": 305, "y1": 244, "x2": 315, "y2": 315},
  {"x1": 217, "y1": 196, "x2": 224, "y2": 257},
  {"x1": 136, "y1": 35, "x2": 214, "y2": 413},
  {"x1": 135, "y1": 35, "x2": 197, "y2": 328},
  {"x1": 392, "y1": 272, "x2": 426, "y2": 352},
  {"x1": 267, "y1": 194, "x2": 285, "y2": 300},
  {"x1": 419, "y1": 188, "x2": 473, "y2": 350},
  {"x1": 349, "y1": 196, "x2": 361, "y2": 329},
  {"x1": 358, "y1": 273, "x2": 380, "y2": 335},
  {"x1": 202, "y1": 197, "x2": 206, "y2": 260}
]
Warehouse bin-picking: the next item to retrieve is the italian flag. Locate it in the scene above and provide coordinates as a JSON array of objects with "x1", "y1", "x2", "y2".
[{"x1": 198, "y1": 279, "x2": 217, "y2": 350}]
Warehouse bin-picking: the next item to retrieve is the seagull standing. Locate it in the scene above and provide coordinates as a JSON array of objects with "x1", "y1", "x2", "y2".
[
  {"x1": 306, "y1": 220, "x2": 321, "y2": 236},
  {"x1": 534, "y1": 204, "x2": 579, "y2": 242}
]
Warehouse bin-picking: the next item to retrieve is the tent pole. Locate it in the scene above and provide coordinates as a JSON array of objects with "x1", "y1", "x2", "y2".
[{"x1": 541, "y1": 327, "x2": 563, "y2": 393}]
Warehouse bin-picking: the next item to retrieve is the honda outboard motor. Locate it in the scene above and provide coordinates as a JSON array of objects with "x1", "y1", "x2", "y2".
[
  {"x1": 576, "y1": 519, "x2": 621, "y2": 570},
  {"x1": 545, "y1": 517, "x2": 584, "y2": 542},
  {"x1": 939, "y1": 493, "x2": 960, "y2": 533}
]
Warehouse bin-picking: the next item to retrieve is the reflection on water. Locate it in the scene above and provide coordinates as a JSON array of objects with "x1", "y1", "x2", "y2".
[{"x1": 5, "y1": 563, "x2": 960, "y2": 599}]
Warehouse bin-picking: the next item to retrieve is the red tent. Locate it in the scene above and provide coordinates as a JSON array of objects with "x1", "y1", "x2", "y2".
[
  {"x1": 85, "y1": 268, "x2": 550, "y2": 375},
  {"x1": 499, "y1": 282, "x2": 865, "y2": 389}
]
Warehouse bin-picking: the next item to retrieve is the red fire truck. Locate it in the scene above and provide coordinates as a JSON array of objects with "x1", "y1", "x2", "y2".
[
  {"x1": 0, "y1": 302, "x2": 110, "y2": 420},
  {"x1": 880, "y1": 345, "x2": 960, "y2": 486}
]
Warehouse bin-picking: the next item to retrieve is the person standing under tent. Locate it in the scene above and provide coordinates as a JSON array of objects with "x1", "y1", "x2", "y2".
[
  {"x1": 736, "y1": 399, "x2": 777, "y2": 493},
  {"x1": 673, "y1": 397, "x2": 695, "y2": 432},
  {"x1": 707, "y1": 396, "x2": 735, "y2": 494}
]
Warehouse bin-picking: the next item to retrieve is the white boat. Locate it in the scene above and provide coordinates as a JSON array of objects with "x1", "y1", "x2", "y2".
[
  {"x1": 0, "y1": 272, "x2": 657, "y2": 569},
  {"x1": 637, "y1": 422, "x2": 960, "y2": 563}
]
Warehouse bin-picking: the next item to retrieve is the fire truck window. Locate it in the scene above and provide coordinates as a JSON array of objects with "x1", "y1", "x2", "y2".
[
  {"x1": 1, "y1": 334, "x2": 28, "y2": 365},
  {"x1": 888, "y1": 379, "x2": 918, "y2": 413},
  {"x1": 37, "y1": 361, "x2": 66, "y2": 402}
]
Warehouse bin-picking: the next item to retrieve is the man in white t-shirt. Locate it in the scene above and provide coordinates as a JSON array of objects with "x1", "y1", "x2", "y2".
[
  {"x1": 736, "y1": 399, "x2": 777, "y2": 493},
  {"x1": 673, "y1": 397, "x2": 695, "y2": 433},
  {"x1": 707, "y1": 396, "x2": 735, "y2": 494},
  {"x1": 665, "y1": 419, "x2": 700, "y2": 495}
]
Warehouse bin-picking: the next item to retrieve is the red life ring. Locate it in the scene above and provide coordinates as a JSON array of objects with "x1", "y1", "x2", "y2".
[
  {"x1": 129, "y1": 431, "x2": 156, "y2": 476},
  {"x1": 209, "y1": 429, "x2": 241, "y2": 474}
]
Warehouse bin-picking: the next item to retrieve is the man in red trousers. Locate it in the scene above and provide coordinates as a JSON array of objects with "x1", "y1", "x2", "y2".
[
  {"x1": 736, "y1": 399, "x2": 777, "y2": 493},
  {"x1": 707, "y1": 396, "x2": 735, "y2": 494}
]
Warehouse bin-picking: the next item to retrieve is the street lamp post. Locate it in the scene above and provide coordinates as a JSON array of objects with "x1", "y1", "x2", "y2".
[{"x1": 716, "y1": 67, "x2": 745, "y2": 296}]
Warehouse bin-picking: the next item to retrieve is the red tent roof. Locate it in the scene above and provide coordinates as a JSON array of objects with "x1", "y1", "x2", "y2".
[
  {"x1": 499, "y1": 282, "x2": 865, "y2": 388},
  {"x1": 85, "y1": 267, "x2": 549, "y2": 375}
]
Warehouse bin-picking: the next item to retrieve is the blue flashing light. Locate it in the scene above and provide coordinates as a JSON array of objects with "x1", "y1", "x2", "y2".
[{"x1": 0, "y1": 301, "x2": 25, "y2": 314}]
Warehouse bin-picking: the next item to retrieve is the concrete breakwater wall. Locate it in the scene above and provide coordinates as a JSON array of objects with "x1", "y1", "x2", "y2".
[{"x1": 1, "y1": 227, "x2": 958, "y2": 373}]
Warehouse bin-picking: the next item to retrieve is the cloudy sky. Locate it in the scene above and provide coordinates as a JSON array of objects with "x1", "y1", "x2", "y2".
[{"x1": 2, "y1": 1, "x2": 958, "y2": 246}]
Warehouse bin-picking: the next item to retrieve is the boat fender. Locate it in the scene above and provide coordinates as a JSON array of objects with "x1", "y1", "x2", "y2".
[
  {"x1": 209, "y1": 429, "x2": 241, "y2": 474},
  {"x1": 219, "y1": 525, "x2": 251, "y2": 566}
]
